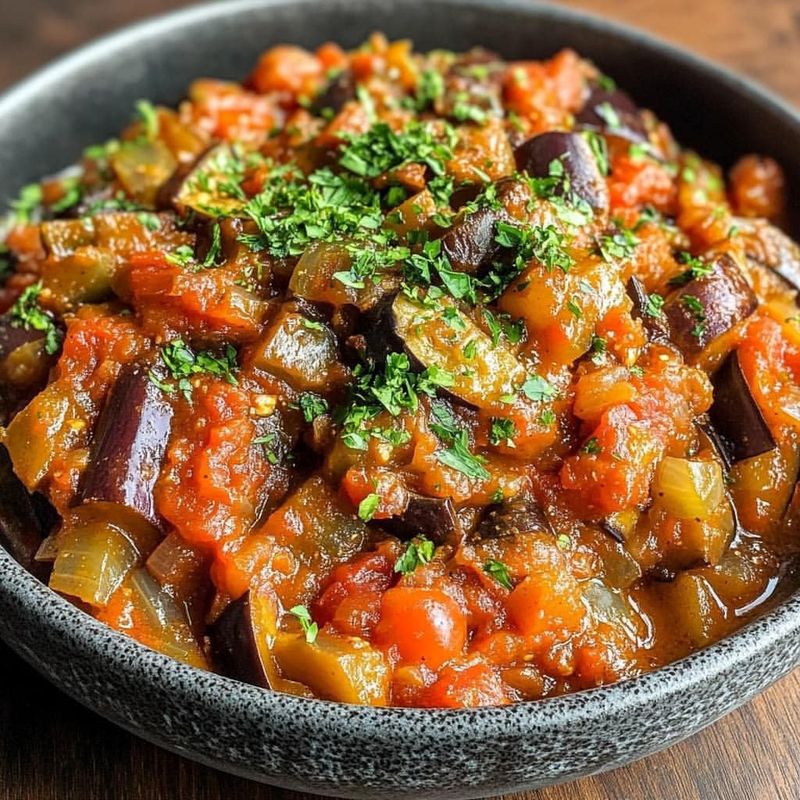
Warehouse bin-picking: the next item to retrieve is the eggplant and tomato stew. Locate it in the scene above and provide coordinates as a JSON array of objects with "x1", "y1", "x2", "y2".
[{"x1": 1, "y1": 36, "x2": 799, "y2": 708}]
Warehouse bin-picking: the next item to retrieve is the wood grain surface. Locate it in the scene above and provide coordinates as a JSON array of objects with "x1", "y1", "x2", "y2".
[{"x1": 2, "y1": 1, "x2": 800, "y2": 798}]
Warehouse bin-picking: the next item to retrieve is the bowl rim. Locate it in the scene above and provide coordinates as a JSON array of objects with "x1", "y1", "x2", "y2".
[{"x1": 1, "y1": 0, "x2": 800, "y2": 733}]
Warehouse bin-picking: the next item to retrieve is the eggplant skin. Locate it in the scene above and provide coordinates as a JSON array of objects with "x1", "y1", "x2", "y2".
[
  {"x1": 209, "y1": 593, "x2": 270, "y2": 688},
  {"x1": 626, "y1": 276, "x2": 671, "y2": 345},
  {"x1": 0, "y1": 317, "x2": 44, "y2": 360},
  {"x1": 664, "y1": 254, "x2": 757, "y2": 357},
  {"x1": 477, "y1": 493, "x2": 552, "y2": 540},
  {"x1": 440, "y1": 206, "x2": 503, "y2": 274},
  {"x1": 381, "y1": 494, "x2": 458, "y2": 543},
  {"x1": 309, "y1": 69, "x2": 356, "y2": 116},
  {"x1": 0, "y1": 444, "x2": 48, "y2": 576},
  {"x1": 575, "y1": 85, "x2": 648, "y2": 143},
  {"x1": 708, "y1": 351, "x2": 775, "y2": 463},
  {"x1": 80, "y1": 362, "x2": 174, "y2": 530},
  {"x1": 735, "y1": 217, "x2": 800, "y2": 292},
  {"x1": 513, "y1": 132, "x2": 609, "y2": 213}
]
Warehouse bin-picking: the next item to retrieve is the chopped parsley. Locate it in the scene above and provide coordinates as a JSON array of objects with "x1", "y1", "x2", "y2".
[
  {"x1": 582, "y1": 436, "x2": 602, "y2": 455},
  {"x1": 483, "y1": 559, "x2": 513, "y2": 590},
  {"x1": 495, "y1": 221, "x2": 574, "y2": 274},
  {"x1": 590, "y1": 334, "x2": 607, "y2": 364},
  {"x1": 681, "y1": 294, "x2": 707, "y2": 339},
  {"x1": 394, "y1": 536, "x2": 435, "y2": 574},
  {"x1": 668, "y1": 253, "x2": 714, "y2": 286},
  {"x1": 339, "y1": 120, "x2": 455, "y2": 178},
  {"x1": 597, "y1": 227, "x2": 639, "y2": 262},
  {"x1": 9, "y1": 183, "x2": 43, "y2": 224},
  {"x1": 297, "y1": 392, "x2": 329, "y2": 422},
  {"x1": 644, "y1": 292, "x2": 665, "y2": 318},
  {"x1": 357, "y1": 493, "x2": 381, "y2": 522},
  {"x1": 8, "y1": 282, "x2": 61, "y2": 354},
  {"x1": 521, "y1": 374, "x2": 557, "y2": 403},
  {"x1": 134, "y1": 99, "x2": 159, "y2": 140},
  {"x1": 202, "y1": 223, "x2": 223, "y2": 267},
  {"x1": 489, "y1": 417, "x2": 516, "y2": 447},
  {"x1": 289, "y1": 605, "x2": 319, "y2": 644},
  {"x1": 151, "y1": 338, "x2": 238, "y2": 400},
  {"x1": 415, "y1": 69, "x2": 445, "y2": 109},
  {"x1": 435, "y1": 428, "x2": 490, "y2": 480}
]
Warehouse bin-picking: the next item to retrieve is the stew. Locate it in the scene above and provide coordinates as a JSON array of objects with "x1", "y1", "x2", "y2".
[{"x1": 1, "y1": 34, "x2": 799, "y2": 708}]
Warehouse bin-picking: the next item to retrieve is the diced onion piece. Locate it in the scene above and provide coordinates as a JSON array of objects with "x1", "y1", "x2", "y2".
[
  {"x1": 653, "y1": 457, "x2": 724, "y2": 520},
  {"x1": 49, "y1": 520, "x2": 140, "y2": 607},
  {"x1": 127, "y1": 568, "x2": 208, "y2": 669}
]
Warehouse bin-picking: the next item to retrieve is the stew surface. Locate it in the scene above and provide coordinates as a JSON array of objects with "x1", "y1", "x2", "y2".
[{"x1": 1, "y1": 35, "x2": 799, "y2": 708}]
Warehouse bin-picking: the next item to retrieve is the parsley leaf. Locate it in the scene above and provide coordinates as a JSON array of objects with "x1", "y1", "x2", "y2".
[
  {"x1": 357, "y1": 493, "x2": 381, "y2": 522},
  {"x1": 489, "y1": 417, "x2": 516, "y2": 447},
  {"x1": 520, "y1": 374, "x2": 557, "y2": 403},
  {"x1": 394, "y1": 536, "x2": 436, "y2": 574},
  {"x1": 297, "y1": 392, "x2": 329, "y2": 422},
  {"x1": 152, "y1": 338, "x2": 238, "y2": 400},
  {"x1": 9, "y1": 282, "x2": 61, "y2": 354},
  {"x1": 483, "y1": 559, "x2": 513, "y2": 589},
  {"x1": 289, "y1": 605, "x2": 319, "y2": 644},
  {"x1": 435, "y1": 429, "x2": 490, "y2": 480}
]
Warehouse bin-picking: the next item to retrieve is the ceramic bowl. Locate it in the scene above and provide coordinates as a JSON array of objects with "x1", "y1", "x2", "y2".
[{"x1": 1, "y1": 1, "x2": 800, "y2": 797}]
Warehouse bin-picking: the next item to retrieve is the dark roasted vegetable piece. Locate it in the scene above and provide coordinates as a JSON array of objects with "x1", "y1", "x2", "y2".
[
  {"x1": 708, "y1": 351, "x2": 775, "y2": 464},
  {"x1": 209, "y1": 592, "x2": 271, "y2": 688},
  {"x1": 513, "y1": 132, "x2": 609, "y2": 212},
  {"x1": 626, "y1": 276, "x2": 671, "y2": 345},
  {"x1": 382, "y1": 494, "x2": 458, "y2": 543},
  {"x1": 664, "y1": 254, "x2": 757, "y2": 358},
  {"x1": 601, "y1": 510, "x2": 639, "y2": 543},
  {"x1": 477, "y1": 493, "x2": 552, "y2": 540},
  {"x1": 734, "y1": 217, "x2": 800, "y2": 292},
  {"x1": 575, "y1": 85, "x2": 647, "y2": 143},
  {"x1": 435, "y1": 50, "x2": 504, "y2": 123},
  {"x1": 440, "y1": 206, "x2": 503, "y2": 274},
  {"x1": 0, "y1": 318, "x2": 52, "y2": 426},
  {"x1": 80, "y1": 362, "x2": 174, "y2": 530},
  {"x1": 309, "y1": 69, "x2": 356, "y2": 116},
  {"x1": 0, "y1": 316, "x2": 45, "y2": 360},
  {"x1": 0, "y1": 444, "x2": 48, "y2": 576},
  {"x1": 210, "y1": 588, "x2": 313, "y2": 694}
]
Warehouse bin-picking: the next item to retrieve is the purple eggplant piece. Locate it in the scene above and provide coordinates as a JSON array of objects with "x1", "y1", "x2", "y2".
[
  {"x1": 600, "y1": 518, "x2": 626, "y2": 544},
  {"x1": 735, "y1": 217, "x2": 800, "y2": 292},
  {"x1": 310, "y1": 69, "x2": 356, "y2": 116},
  {"x1": 440, "y1": 178, "x2": 528, "y2": 273},
  {"x1": 708, "y1": 351, "x2": 775, "y2": 464},
  {"x1": 440, "y1": 206, "x2": 503, "y2": 273},
  {"x1": 514, "y1": 132, "x2": 609, "y2": 212},
  {"x1": 576, "y1": 85, "x2": 648, "y2": 143},
  {"x1": 664, "y1": 254, "x2": 757, "y2": 358},
  {"x1": 80, "y1": 362, "x2": 174, "y2": 530},
  {"x1": 626, "y1": 276, "x2": 671, "y2": 345},
  {"x1": 435, "y1": 51, "x2": 505, "y2": 122},
  {"x1": 477, "y1": 493, "x2": 552, "y2": 540},
  {"x1": 209, "y1": 592, "x2": 270, "y2": 688},
  {"x1": 0, "y1": 317, "x2": 44, "y2": 359},
  {"x1": 381, "y1": 494, "x2": 458, "y2": 543},
  {"x1": 0, "y1": 444, "x2": 49, "y2": 577}
]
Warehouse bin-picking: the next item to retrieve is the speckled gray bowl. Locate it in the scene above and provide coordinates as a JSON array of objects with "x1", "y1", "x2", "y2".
[{"x1": 2, "y1": 1, "x2": 800, "y2": 797}]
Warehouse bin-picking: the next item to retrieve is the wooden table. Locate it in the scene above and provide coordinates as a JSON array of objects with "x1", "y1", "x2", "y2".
[{"x1": 1, "y1": 1, "x2": 800, "y2": 798}]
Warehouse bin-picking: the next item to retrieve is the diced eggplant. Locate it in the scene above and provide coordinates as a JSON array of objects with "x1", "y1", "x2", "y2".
[
  {"x1": 309, "y1": 69, "x2": 356, "y2": 116},
  {"x1": 381, "y1": 494, "x2": 458, "y2": 543},
  {"x1": 388, "y1": 292, "x2": 527, "y2": 410},
  {"x1": 477, "y1": 493, "x2": 552, "y2": 540},
  {"x1": 0, "y1": 444, "x2": 48, "y2": 576},
  {"x1": 513, "y1": 131, "x2": 609, "y2": 212},
  {"x1": 708, "y1": 350, "x2": 775, "y2": 464},
  {"x1": 0, "y1": 317, "x2": 45, "y2": 360},
  {"x1": 626, "y1": 276, "x2": 671, "y2": 345},
  {"x1": 209, "y1": 591, "x2": 273, "y2": 689},
  {"x1": 40, "y1": 217, "x2": 96, "y2": 258},
  {"x1": 40, "y1": 245, "x2": 116, "y2": 308},
  {"x1": 441, "y1": 206, "x2": 504, "y2": 273},
  {"x1": 80, "y1": 362, "x2": 174, "y2": 530},
  {"x1": 252, "y1": 308, "x2": 350, "y2": 391},
  {"x1": 664, "y1": 253, "x2": 757, "y2": 358},
  {"x1": 734, "y1": 216, "x2": 800, "y2": 292},
  {"x1": 575, "y1": 85, "x2": 647, "y2": 143}
]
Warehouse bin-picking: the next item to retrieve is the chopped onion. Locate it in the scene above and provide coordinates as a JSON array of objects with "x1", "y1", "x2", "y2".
[
  {"x1": 49, "y1": 520, "x2": 139, "y2": 607},
  {"x1": 653, "y1": 457, "x2": 724, "y2": 520}
]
